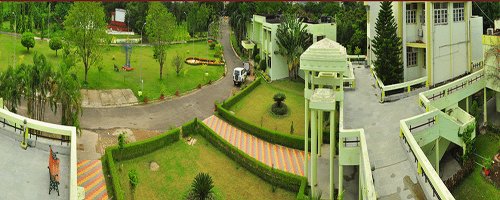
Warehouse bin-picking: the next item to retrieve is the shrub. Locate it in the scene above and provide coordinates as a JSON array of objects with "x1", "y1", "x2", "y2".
[
  {"x1": 172, "y1": 54, "x2": 183, "y2": 76},
  {"x1": 188, "y1": 121, "x2": 305, "y2": 192},
  {"x1": 255, "y1": 54, "x2": 261, "y2": 64},
  {"x1": 186, "y1": 173, "x2": 216, "y2": 200},
  {"x1": 259, "y1": 59, "x2": 267, "y2": 71},
  {"x1": 128, "y1": 169, "x2": 139, "y2": 188},
  {"x1": 209, "y1": 42, "x2": 216, "y2": 50},
  {"x1": 271, "y1": 103, "x2": 288, "y2": 116},
  {"x1": 49, "y1": 37, "x2": 63, "y2": 56},
  {"x1": 21, "y1": 32, "x2": 35, "y2": 52},
  {"x1": 272, "y1": 93, "x2": 288, "y2": 115}
]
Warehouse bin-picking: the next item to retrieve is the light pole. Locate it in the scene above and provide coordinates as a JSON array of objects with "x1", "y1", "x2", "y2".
[
  {"x1": 12, "y1": 12, "x2": 16, "y2": 67},
  {"x1": 141, "y1": 22, "x2": 146, "y2": 45}
]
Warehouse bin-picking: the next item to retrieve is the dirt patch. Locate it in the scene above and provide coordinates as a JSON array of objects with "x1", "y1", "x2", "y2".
[
  {"x1": 93, "y1": 128, "x2": 162, "y2": 154},
  {"x1": 150, "y1": 162, "x2": 160, "y2": 171},
  {"x1": 403, "y1": 176, "x2": 425, "y2": 200}
]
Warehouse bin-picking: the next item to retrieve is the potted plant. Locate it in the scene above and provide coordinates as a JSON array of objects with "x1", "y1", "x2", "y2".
[{"x1": 483, "y1": 158, "x2": 493, "y2": 176}]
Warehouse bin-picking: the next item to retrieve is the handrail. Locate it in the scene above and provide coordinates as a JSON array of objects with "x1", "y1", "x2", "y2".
[
  {"x1": 370, "y1": 65, "x2": 427, "y2": 102},
  {"x1": 0, "y1": 100, "x2": 77, "y2": 200},
  {"x1": 420, "y1": 69, "x2": 486, "y2": 110},
  {"x1": 400, "y1": 118, "x2": 455, "y2": 200}
]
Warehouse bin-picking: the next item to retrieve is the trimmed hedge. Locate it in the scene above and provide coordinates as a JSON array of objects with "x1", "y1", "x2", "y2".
[
  {"x1": 295, "y1": 179, "x2": 309, "y2": 200},
  {"x1": 218, "y1": 77, "x2": 309, "y2": 150},
  {"x1": 217, "y1": 104, "x2": 306, "y2": 150},
  {"x1": 222, "y1": 77, "x2": 262, "y2": 109},
  {"x1": 187, "y1": 119, "x2": 307, "y2": 192},
  {"x1": 102, "y1": 127, "x2": 181, "y2": 200}
]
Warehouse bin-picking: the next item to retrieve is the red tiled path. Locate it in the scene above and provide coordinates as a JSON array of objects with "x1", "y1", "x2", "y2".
[
  {"x1": 203, "y1": 115, "x2": 308, "y2": 176},
  {"x1": 77, "y1": 160, "x2": 108, "y2": 200}
]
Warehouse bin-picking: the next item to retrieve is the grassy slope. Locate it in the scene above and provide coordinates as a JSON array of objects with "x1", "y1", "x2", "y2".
[
  {"x1": 229, "y1": 79, "x2": 305, "y2": 136},
  {"x1": 116, "y1": 135, "x2": 295, "y2": 200},
  {"x1": 452, "y1": 133, "x2": 500, "y2": 200},
  {"x1": 0, "y1": 34, "x2": 224, "y2": 99}
]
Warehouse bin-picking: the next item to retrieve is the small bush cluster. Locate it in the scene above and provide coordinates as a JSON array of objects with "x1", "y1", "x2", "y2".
[{"x1": 271, "y1": 93, "x2": 288, "y2": 116}]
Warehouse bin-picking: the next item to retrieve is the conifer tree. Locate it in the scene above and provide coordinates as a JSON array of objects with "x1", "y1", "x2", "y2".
[{"x1": 372, "y1": 1, "x2": 403, "y2": 84}]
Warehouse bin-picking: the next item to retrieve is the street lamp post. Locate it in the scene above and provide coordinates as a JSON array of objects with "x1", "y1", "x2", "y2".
[
  {"x1": 12, "y1": 12, "x2": 16, "y2": 67},
  {"x1": 141, "y1": 22, "x2": 146, "y2": 45}
]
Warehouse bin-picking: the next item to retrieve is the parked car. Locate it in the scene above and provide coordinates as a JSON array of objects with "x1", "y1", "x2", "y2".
[{"x1": 233, "y1": 62, "x2": 250, "y2": 86}]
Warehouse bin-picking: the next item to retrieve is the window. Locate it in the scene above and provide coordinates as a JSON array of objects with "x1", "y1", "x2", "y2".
[
  {"x1": 406, "y1": 3, "x2": 417, "y2": 24},
  {"x1": 407, "y1": 47, "x2": 417, "y2": 67},
  {"x1": 434, "y1": 3, "x2": 448, "y2": 25},
  {"x1": 453, "y1": 3, "x2": 464, "y2": 22}
]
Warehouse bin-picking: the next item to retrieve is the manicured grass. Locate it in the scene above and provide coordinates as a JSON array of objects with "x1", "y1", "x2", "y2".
[
  {"x1": 452, "y1": 133, "x2": 500, "y2": 200},
  {"x1": 0, "y1": 34, "x2": 224, "y2": 99},
  {"x1": 116, "y1": 135, "x2": 295, "y2": 200},
  {"x1": 229, "y1": 79, "x2": 305, "y2": 136}
]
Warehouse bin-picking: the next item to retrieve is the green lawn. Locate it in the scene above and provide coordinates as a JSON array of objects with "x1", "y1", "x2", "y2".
[
  {"x1": 452, "y1": 133, "x2": 500, "y2": 200},
  {"x1": 116, "y1": 135, "x2": 295, "y2": 200},
  {"x1": 229, "y1": 79, "x2": 305, "y2": 136},
  {"x1": 0, "y1": 34, "x2": 224, "y2": 99}
]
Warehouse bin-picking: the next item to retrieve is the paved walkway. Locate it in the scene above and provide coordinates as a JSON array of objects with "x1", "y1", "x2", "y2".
[
  {"x1": 343, "y1": 65, "x2": 424, "y2": 199},
  {"x1": 81, "y1": 89, "x2": 138, "y2": 108},
  {"x1": 79, "y1": 19, "x2": 241, "y2": 130},
  {"x1": 203, "y1": 115, "x2": 307, "y2": 176},
  {"x1": 0, "y1": 128, "x2": 70, "y2": 200},
  {"x1": 77, "y1": 160, "x2": 108, "y2": 200}
]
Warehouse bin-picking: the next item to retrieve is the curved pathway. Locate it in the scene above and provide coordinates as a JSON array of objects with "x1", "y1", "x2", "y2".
[{"x1": 80, "y1": 19, "x2": 242, "y2": 131}]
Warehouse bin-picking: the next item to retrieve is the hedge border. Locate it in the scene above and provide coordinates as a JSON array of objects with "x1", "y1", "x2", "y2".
[
  {"x1": 102, "y1": 127, "x2": 181, "y2": 200},
  {"x1": 187, "y1": 118, "x2": 307, "y2": 193},
  {"x1": 218, "y1": 77, "x2": 309, "y2": 150}
]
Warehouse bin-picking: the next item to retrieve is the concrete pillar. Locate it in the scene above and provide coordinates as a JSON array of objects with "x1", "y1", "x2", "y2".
[
  {"x1": 329, "y1": 111, "x2": 335, "y2": 200},
  {"x1": 435, "y1": 137, "x2": 440, "y2": 176},
  {"x1": 484, "y1": 88, "x2": 488, "y2": 123},
  {"x1": 466, "y1": 96, "x2": 470, "y2": 113},
  {"x1": 311, "y1": 110, "x2": 318, "y2": 196},
  {"x1": 496, "y1": 91, "x2": 500, "y2": 113},
  {"x1": 304, "y1": 100, "x2": 309, "y2": 181},
  {"x1": 318, "y1": 111, "x2": 323, "y2": 156}
]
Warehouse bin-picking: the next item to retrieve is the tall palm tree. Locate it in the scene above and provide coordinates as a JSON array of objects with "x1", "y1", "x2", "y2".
[
  {"x1": 275, "y1": 14, "x2": 312, "y2": 80},
  {"x1": 229, "y1": 3, "x2": 252, "y2": 46},
  {"x1": 186, "y1": 173, "x2": 216, "y2": 200},
  {"x1": 0, "y1": 66, "x2": 22, "y2": 113}
]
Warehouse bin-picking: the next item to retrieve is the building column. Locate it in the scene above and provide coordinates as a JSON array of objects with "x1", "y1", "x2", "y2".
[
  {"x1": 329, "y1": 111, "x2": 336, "y2": 200},
  {"x1": 484, "y1": 88, "x2": 488, "y2": 124},
  {"x1": 435, "y1": 137, "x2": 440, "y2": 176},
  {"x1": 311, "y1": 110, "x2": 318, "y2": 197},
  {"x1": 318, "y1": 111, "x2": 323, "y2": 156},
  {"x1": 466, "y1": 96, "x2": 470, "y2": 113},
  {"x1": 304, "y1": 99, "x2": 309, "y2": 181}
]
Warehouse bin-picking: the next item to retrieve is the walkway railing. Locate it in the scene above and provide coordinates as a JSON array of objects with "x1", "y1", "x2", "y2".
[
  {"x1": 370, "y1": 65, "x2": 428, "y2": 103},
  {"x1": 0, "y1": 99, "x2": 78, "y2": 200},
  {"x1": 338, "y1": 101, "x2": 377, "y2": 199},
  {"x1": 400, "y1": 111, "x2": 455, "y2": 200},
  {"x1": 419, "y1": 69, "x2": 486, "y2": 111}
]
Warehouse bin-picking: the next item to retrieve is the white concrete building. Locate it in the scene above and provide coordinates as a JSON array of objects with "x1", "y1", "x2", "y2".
[{"x1": 366, "y1": 1, "x2": 484, "y2": 86}]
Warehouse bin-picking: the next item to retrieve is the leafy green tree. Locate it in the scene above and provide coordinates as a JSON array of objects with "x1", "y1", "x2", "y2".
[
  {"x1": 371, "y1": 1, "x2": 403, "y2": 85},
  {"x1": 228, "y1": 3, "x2": 253, "y2": 48},
  {"x1": 472, "y1": 2, "x2": 500, "y2": 32},
  {"x1": 275, "y1": 14, "x2": 312, "y2": 79},
  {"x1": 50, "y1": 51, "x2": 82, "y2": 132},
  {"x1": 336, "y1": 2, "x2": 366, "y2": 55},
  {"x1": 146, "y1": 2, "x2": 176, "y2": 80},
  {"x1": 21, "y1": 32, "x2": 35, "y2": 52},
  {"x1": 49, "y1": 37, "x2": 62, "y2": 56},
  {"x1": 64, "y1": 2, "x2": 107, "y2": 84},
  {"x1": 187, "y1": 3, "x2": 211, "y2": 37},
  {"x1": 186, "y1": 173, "x2": 216, "y2": 200},
  {"x1": 0, "y1": 66, "x2": 22, "y2": 113},
  {"x1": 125, "y1": 2, "x2": 149, "y2": 33}
]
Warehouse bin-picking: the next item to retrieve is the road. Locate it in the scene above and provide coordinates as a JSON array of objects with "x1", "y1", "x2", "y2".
[{"x1": 80, "y1": 19, "x2": 242, "y2": 130}]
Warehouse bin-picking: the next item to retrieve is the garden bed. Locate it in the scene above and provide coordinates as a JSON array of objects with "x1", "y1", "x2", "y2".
[{"x1": 185, "y1": 57, "x2": 225, "y2": 66}]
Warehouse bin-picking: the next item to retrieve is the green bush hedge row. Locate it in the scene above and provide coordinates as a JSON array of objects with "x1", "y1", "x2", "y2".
[
  {"x1": 222, "y1": 77, "x2": 262, "y2": 109},
  {"x1": 187, "y1": 119, "x2": 307, "y2": 192},
  {"x1": 217, "y1": 104, "x2": 307, "y2": 150},
  {"x1": 295, "y1": 179, "x2": 309, "y2": 200},
  {"x1": 102, "y1": 128, "x2": 181, "y2": 200}
]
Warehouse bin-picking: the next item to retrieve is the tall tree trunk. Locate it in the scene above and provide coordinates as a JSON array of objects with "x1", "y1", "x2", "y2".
[{"x1": 159, "y1": 63, "x2": 163, "y2": 80}]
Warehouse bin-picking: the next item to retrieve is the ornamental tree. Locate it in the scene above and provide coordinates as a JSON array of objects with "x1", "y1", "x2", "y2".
[
  {"x1": 21, "y1": 32, "x2": 35, "y2": 52},
  {"x1": 371, "y1": 1, "x2": 403, "y2": 84}
]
